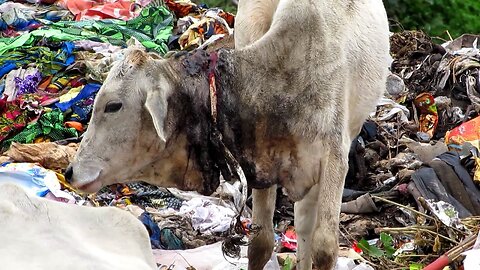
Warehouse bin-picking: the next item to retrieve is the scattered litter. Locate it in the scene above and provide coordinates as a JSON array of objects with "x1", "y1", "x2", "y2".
[{"x1": 1, "y1": 2, "x2": 480, "y2": 270}]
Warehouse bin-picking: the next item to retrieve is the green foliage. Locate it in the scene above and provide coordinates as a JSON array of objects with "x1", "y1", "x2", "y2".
[
  {"x1": 358, "y1": 233, "x2": 397, "y2": 259},
  {"x1": 409, "y1": 263, "x2": 424, "y2": 270},
  {"x1": 282, "y1": 256, "x2": 294, "y2": 270},
  {"x1": 193, "y1": 0, "x2": 237, "y2": 13},
  {"x1": 357, "y1": 239, "x2": 385, "y2": 258},
  {"x1": 383, "y1": 0, "x2": 480, "y2": 39},
  {"x1": 380, "y1": 232, "x2": 396, "y2": 258}
]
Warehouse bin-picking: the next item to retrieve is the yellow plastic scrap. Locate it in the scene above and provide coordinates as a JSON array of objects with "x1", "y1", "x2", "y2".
[
  {"x1": 474, "y1": 156, "x2": 480, "y2": 184},
  {"x1": 55, "y1": 172, "x2": 79, "y2": 192},
  {"x1": 34, "y1": 136, "x2": 51, "y2": 143}
]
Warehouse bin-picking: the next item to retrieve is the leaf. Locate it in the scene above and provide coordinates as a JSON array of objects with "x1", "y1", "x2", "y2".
[
  {"x1": 380, "y1": 232, "x2": 396, "y2": 258},
  {"x1": 433, "y1": 235, "x2": 441, "y2": 253},
  {"x1": 282, "y1": 256, "x2": 293, "y2": 270},
  {"x1": 357, "y1": 239, "x2": 384, "y2": 258},
  {"x1": 409, "y1": 263, "x2": 423, "y2": 270}
]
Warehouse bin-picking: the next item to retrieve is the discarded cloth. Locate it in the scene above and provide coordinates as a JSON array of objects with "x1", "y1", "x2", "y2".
[
  {"x1": 139, "y1": 212, "x2": 162, "y2": 249},
  {"x1": 67, "y1": 95, "x2": 96, "y2": 121},
  {"x1": 436, "y1": 151, "x2": 480, "y2": 210},
  {"x1": 45, "y1": 6, "x2": 173, "y2": 54},
  {"x1": 56, "y1": 83, "x2": 100, "y2": 111},
  {"x1": 165, "y1": 0, "x2": 201, "y2": 18},
  {"x1": 0, "y1": 6, "x2": 172, "y2": 55},
  {"x1": 131, "y1": 187, "x2": 185, "y2": 210},
  {"x1": 165, "y1": 0, "x2": 234, "y2": 27},
  {"x1": 2, "y1": 109, "x2": 78, "y2": 148},
  {"x1": 58, "y1": 0, "x2": 151, "y2": 21},
  {"x1": 428, "y1": 158, "x2": 480, "y2": 216},
  {"x1": 0, "y1": 2, "x2": 71, "y2": 33},
  {"x1": 14, "y1": 70, "x2": 42, "y2": 96},
  {"x1": 0, "y1": 94, "x2": 44, "y2": 142},
  {"x1": 41, "y1": 73, "x2": 85, "y2": 94},
  {"x1": 411, "y1": 167, "x2": 471, "y2": 218},
  {"x1": 0, "y1": 41, "x2": 75, "y2": 77},
  {"x1": 3, "y1": 66, "x2": 39, "y2": 101},
  {"x1": 72, "y1": 39, "x2": 123, "y2": 53}
]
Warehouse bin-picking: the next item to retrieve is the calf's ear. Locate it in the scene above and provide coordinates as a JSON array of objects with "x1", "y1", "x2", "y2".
[{"x1": 145, "y1": 90, "x2": 167, "y2": 142}]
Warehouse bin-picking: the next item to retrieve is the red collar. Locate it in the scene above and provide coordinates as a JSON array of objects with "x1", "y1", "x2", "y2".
[{"x1": 208, "y1": 52, "x2": 219, "y2": 124}]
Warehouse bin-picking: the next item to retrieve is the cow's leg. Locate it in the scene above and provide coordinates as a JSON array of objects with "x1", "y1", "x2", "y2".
[
  {"x1": 248, "y1": 186, "x2": 276, "y2": 270},
  {"x1": 294, "y1": 183, "x2": 320, "y2": 270},
  {"x1": 311, "y1": 144, "x2": 350, "y2": 270}
]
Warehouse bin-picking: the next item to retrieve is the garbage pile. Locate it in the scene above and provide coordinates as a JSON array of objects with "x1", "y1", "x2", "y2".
[
  {"x1": 2, "y1": 0, "x2": 480, "y2": 269},
  {"x1": 335, "y1": 31, "x2": 480, "y2": 270}
]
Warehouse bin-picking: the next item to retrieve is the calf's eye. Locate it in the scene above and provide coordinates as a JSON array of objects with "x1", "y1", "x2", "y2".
[{"x1": 104, "y1": 101, "x2": 123, "y2": 113}]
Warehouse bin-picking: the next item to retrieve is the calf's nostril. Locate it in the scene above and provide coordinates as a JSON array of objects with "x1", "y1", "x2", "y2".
[{"x1": 64, "y1": 165, "x2": 73, "y2": 183}]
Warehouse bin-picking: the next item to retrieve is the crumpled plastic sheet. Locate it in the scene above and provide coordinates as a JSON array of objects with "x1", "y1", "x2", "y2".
[
  {"x1": 393, "y1": 241, "x2": 416, "y2": 257},
  {"x1": 334, "y1": 258, "x2": 374, "y2": 270},
  {"x1": 0, "y1": 162, "x2": 75, "y2": 203},
  {"x1": 153, "y1": 241, "x2": 281, "y2": 270},
  {"x1": 169, "y1": 180, "x2": 251, "y2": 218},
  {"x1": 178, "y1": 197, "x2": 236, "y2": 234},
  {"x1": 371, "y1": 97, "x2": 410, "y2": 122},
  {"x1": 3, "y1": 141, "x2": 77, "y2": 170},
  {"x1": 445, "y1": 115, "x2": 480, "y2": 151},
  {"x1": 425, "y1": 199, "x2": 465, "y2": 230}
]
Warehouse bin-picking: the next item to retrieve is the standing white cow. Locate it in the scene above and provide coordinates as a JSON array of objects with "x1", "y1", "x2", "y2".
[{"x1": 65, "y1": 0, "x2": 390, "y2": 269}]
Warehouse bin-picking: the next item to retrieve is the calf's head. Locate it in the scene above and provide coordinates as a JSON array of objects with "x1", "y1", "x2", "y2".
[{"x1": 66, "y1": 48, "x2": 214, "y2": 194}]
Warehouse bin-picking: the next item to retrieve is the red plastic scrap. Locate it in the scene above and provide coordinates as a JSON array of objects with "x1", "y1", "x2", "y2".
[
  {"x1": 281, "y1": 226, "x2": 297, "y2": 251},
  {"x1": 352, "y1": 240, "x2": 363, "y2": 254}
]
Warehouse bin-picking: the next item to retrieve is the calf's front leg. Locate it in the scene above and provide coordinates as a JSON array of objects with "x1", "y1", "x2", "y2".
[
  {"x1": 294, "y1": 143, "x2": 349, "y2": 270},
  {"x1": 248, "y1": 185, "x2": 277, "y2": 270},
  {"x1": 311, "y1": 145, "x2": 350, "y2": 270},
  {"x1": 294, "y1": 183, "x2": 320, "y2": 270}
]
